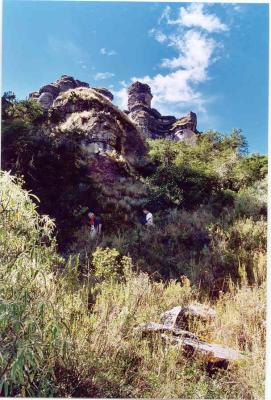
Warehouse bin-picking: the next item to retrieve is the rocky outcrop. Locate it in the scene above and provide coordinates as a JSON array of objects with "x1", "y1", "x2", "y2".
[
  {"x1": 48, "y1": 87, "x2": 147, "y2": 169},
  {"x1": 29, "y1": 75, "x2": 90, "y2": 110},
  {"x1": 136, "y1": 303, "x2": 243, "y2": 369},
  {"x1": 127, "y1": 81, "x2": 198, "y2": 142},
  {"x1": 160, "y1": 304, "x2": 216, "y2": 330},
  {"x1": 28, "y1": 77, "x2": 149, "y2": 231},
  {"x1": 92, "y1": 87, "x2": 114, "y2": 101},
  {"x1": 29, "y1": 75, "x2": 198, "y2": 144}
]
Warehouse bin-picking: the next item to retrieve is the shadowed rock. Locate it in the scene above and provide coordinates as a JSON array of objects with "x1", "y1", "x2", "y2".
[
  {"x1": 37, "y1": 92, "x2": 54, "y2": 110},
  {"x1": 39, "y1": 84, "x2": 60, "y2": 97},
  {"x1": 92, "y1": 87, "x2": 114, "y2": 101},
  {"x1": 135, "y1": 322, "x2": 198, "y2": 339},
  {"x1": 128, "y1": 81, "x2": 153, "y2": 111}
]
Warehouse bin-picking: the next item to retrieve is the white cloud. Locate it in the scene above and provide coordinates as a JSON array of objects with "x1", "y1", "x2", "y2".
[
  {"x1": 149, "y1": 28, "x2": 168, "y2": 43},
  {"x1": 161, "y1": 30, "x2": 217, "y2": 76},
  {"x1": 113, "y1": 87, "x2": 128, "y2": 110},
  {"x1": 100, "y1": 47, "x2": 117, "y2": 56},
  {"x1": 166, "y1": 3, "x2": 228, "y2": 33},
  {"x1": 158, "y1": 5, "x2": 171, "y2": 25},
  {"x1": 94, "y1": 72, "x2": 115, "y2": 80},
  {"x1": 114, "y1": 3, "x2": 229, "y2": 117}
]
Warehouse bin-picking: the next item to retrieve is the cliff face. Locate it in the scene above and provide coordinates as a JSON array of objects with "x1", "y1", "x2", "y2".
[
  {"x1": 27, "y1": 75, "x2": 198, "y2": 228},
  {"x1": 29, "y1": 77, "x2": 149, "y2": 228},
  {"x1": 48, "y1": 86, "x2": 147, "y2": 170}
]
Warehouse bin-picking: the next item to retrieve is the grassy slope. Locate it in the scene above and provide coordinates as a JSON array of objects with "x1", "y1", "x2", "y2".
[{"x1": 0, "y1": 172, "x2": 266, "y2": 398}]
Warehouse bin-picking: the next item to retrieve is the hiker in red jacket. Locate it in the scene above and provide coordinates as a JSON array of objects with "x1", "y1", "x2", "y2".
[{"x1": 88, "y1": 212, "x2": 102, "y2": 238}]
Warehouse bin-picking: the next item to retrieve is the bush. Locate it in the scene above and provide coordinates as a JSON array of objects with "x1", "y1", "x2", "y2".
[
  {"x1": 146, "y1": 131, "x2": 267, "y2": 214},
  {"x1": 0, "y1": 172, "x2": 70, "y2": 396}
]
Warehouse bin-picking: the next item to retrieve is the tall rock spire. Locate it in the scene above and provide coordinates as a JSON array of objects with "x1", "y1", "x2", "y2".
[{"x1": 126, "y1": 81, "x2": 198, "y2": 142}]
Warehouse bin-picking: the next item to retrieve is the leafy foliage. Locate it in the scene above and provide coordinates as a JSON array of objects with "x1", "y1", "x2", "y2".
[
  {"x1": 146, "y1": 130, "x2": 267, "y2": 212},
  {"x1": 1, "y1": 96, "x2": 99, "y2": 248},
  {"x1": 0, "y1": 172, "x2": 69, "y2": 396}
]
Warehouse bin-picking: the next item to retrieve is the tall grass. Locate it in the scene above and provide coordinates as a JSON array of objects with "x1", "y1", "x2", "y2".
[
  {"x1": 53, "y1": 248, "x2": 266, "y2": 398},
  {"x1": 0, "y1": 172, "x2": 266, "y2": 398}
]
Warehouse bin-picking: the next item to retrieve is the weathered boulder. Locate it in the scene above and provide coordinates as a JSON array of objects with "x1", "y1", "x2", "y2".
[
  {"x1": 160, "y1": 304, "x2": 216, "y2": 329},
  {"x1": 161, "y1": 334, "x2": 242, "y2": 366},
  {"x1": 181, "y1": 304, "x2": 216, "y2": 321},
  {"x1": 39, "y1": 83, "x2": 60, "y2": 97},
  {"x1": 135, "y1": 322, "x2": 198, "y2": 339},
  {"x1": 55, "y1": 75, "x2": 77, "y2": 92},
  {"x1": 136, "y1": 305, "x2": 243, "y2": 368}
]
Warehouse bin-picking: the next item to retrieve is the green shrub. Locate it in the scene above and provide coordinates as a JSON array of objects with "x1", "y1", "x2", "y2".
[{"x1": 0, "y1": 172, "x2": 69, "y2": 396}]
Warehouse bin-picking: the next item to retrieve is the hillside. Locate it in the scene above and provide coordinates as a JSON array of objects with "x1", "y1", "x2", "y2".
[{"x1": 0, "y1": 77, "x2": 267, "y2": 398}]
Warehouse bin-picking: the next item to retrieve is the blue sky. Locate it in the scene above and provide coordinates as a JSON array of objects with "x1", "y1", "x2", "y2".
[{"x1": 2, "y1": 1, "x2": 269, "y2": 154}]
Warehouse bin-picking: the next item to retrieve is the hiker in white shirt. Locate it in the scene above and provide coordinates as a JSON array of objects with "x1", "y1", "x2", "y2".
[{"x1": 143, "y1": 208, "x2": 154, "y2": 226}]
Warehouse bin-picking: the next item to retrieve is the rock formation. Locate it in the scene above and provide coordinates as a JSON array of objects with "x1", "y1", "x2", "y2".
[
  {"x1": 30, "y1": 76, "x2": 199, "y2": 144},
  {"x1": 48, "y1": 86, "x2": 147, "y2": 169},
  {"x1": 126, "y1": 81, "x2": 198, "y2": 142},
  {"x1": 29, "y1": 77, "x2": 150, "y2": 230},
  {"x1": 136, "y1": 303, "x2": 243, "y2": 369},
  {"x1": 30, "y1": 75, "x2": 90, "y2": 110},
  {"x1": 29, "y1": 75, "x2": 199, "y2": 143},
  {"x1": 29, "y1": 76, "x2": 147, "y2": 168},
  {"x1": 27, "y1": 75, "x2": 199, "y2": 227},
  {"x1": 160, "y1": 304, "x2": 216, "y2": 330}
]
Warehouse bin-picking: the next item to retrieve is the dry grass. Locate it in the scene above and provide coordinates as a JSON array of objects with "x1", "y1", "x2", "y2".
[{"x1": 51, "y1": 248, "x2": 266, "y2": 398}]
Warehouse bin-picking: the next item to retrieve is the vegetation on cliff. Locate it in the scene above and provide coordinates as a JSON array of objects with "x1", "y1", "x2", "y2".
[{"x1": 0, "y1": 92, "x2": 267, "y2": 398}]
